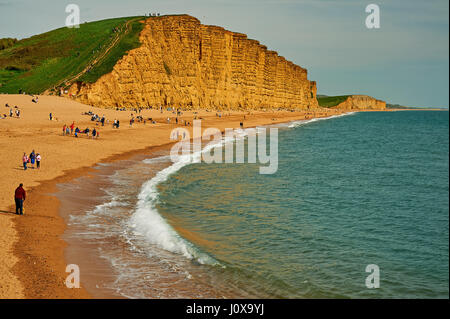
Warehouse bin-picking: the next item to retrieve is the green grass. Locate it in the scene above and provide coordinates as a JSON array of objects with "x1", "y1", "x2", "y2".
[
  {"x1": 317, "y1": 95, "x2": 350, "y2": 108},
  {"x1": 0, "y1": 16, "x2": 145, "y2": 94},
  {"x1": 79, "y1": 18, "x2": 144, "y2": 83}
]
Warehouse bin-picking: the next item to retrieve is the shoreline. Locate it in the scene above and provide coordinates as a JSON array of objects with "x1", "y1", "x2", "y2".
[
  {"x1": 12, "y1": 116, "x2": 327, "y2": 299},
  {"x1": 0, "y1": 93, "x2": 350, "y2": 298},
  {"x1": 10, "y1": 117, "x2": 307, "y2": 299},
  {"x1": 13, "y1": 143, "x2": 177, "y2": 298}
]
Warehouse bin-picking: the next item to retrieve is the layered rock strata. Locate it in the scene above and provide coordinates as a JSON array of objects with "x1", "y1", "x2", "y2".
[
  {"x1": 69, "y1": 15, "x2": 318, "y2": 110},
  {"x1": 334, "y1": 95, "x2": 386, "y2": 110}
]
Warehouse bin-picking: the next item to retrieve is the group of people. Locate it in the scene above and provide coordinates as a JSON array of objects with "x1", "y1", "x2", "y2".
[
  {"x1": 62, "y1": 122, "x2": 100, "y2": 139},
  {"x1": 129, "y1": 114, "x2": 148, "y2": 126},
  {"x1": 22, "y1": 150, "x2": 41, "y2": 170},
  {"x1": 62, "y1": 122, "x2": 75, "y2": 135},
  {"x1": 1, "y1": 104, "x2": 21, "y2": 119},
  {"x1": 75, "y1": 127, "x2": 99, "y2": 138},
  {"x1": 63, "y1": 122, "x2": 100, "y2": 139},
  {"x1": 84, "y1": 111, "x2": 106, "y2": 126}
]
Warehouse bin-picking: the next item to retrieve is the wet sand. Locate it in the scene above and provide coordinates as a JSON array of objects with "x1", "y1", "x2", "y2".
[{"x1": 0, "y1": 93, "x2": 345, "y2": 298}]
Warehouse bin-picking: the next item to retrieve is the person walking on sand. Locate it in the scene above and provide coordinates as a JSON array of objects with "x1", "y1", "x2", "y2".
[
  {"x1": 36, "y1": 153, "x2": 41, "y2": 169},
  {"x1": 22, "y1": 153, "x2": 28, "y2": 170},
  {"x1": 14, "y1": 183, "x2": 26, "y2": 215},
  {"x1": 29, "y1": 150, "x2": 36, "y2": 169},
  {"x1": 49, "y1": 112, "x2": 52, "y2": 121},
  {"x1": 63, "y1": 124, "x2": 67, "y2": 136},
  {"x1": 70, "y1": 121, "x2": 75, "y2": 135}
]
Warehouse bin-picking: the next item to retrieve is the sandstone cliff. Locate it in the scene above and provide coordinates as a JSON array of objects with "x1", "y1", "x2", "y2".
[
  {"x1": 68, "y1": 15, "x2": 318, "y2": 110},
  {"x1": 333, "y1": 95, "x2": 386, "y2": 110}
]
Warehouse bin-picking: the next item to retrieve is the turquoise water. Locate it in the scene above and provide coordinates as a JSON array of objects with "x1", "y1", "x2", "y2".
[
  {"x1": 60, "y1": 111, "x2": 449, "y2": 298},
  {"x1": 155, "y1": 111, "x2": 449, "y2": 298}
]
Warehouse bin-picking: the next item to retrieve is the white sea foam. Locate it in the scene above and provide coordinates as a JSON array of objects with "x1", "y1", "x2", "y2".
[
  {"x1": 129, "y1": 113, "x2": 352, "y2": 264},
  {"x1": 129, "y1": 129, "x2": 256, "y2": 264},
  {"x1": 142, "y1": 155, "x2": 171, "y2": 164},
  {"x1": 130, "y1": 148, "x2": 223, "y2": 265},
  {"x1": 287, "y1": 112, "x2": 355, "y2": 128}
]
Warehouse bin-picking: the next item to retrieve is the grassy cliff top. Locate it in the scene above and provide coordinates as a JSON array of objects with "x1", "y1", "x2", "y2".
[
  {"x1": 0, "y1": 16, "x2": 145, "y2": 94},
  {"x1": 317, "y1": 95, "x2": 350, "y2": 108}
]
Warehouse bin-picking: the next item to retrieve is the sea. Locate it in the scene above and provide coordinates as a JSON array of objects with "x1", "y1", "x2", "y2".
[{"x1": 56, "y1": 110, "x2": 449, "y2": 299}]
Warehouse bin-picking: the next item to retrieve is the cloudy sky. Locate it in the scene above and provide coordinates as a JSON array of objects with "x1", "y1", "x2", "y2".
[{"x1": 0, "y1": 0, "x2": 448, "y2": 107}]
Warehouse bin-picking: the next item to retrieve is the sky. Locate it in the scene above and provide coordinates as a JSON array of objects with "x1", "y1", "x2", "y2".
[{"x1": 0, "y1": 0, "x2": 448, "y2": 108}]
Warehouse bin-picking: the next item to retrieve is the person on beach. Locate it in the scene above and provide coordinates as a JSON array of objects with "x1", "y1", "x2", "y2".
[
  {"x1": 63, "y1": 124, "x2": 67, "y2": 136},
  {"x1": 14, "y1": 183, "x2": 26, "y2": 215},
  {"x1": 36, "y1": 153, "x2": 41, "y2": 169},
  {"x1": 66, "y1": 126, "x2": 70, "y2": 135},
  {"x1": 75, "y1": 127, "x2": 80, "y2": 137},
  {"x1": 70, "y1": 122, "x2": 75, "y2": 135},
  {"x1": 49, "y1": 112, "x2": 52, "y2": 121},
  {"x1": 29, "y1": 150, "x2": 36, "y2": 168},
  {"x1": 92, "y1": 128, "x2": 97, "y2": 139},
  {"x1": 22, "y1": 153, "x2": 28, "y2": 170}
]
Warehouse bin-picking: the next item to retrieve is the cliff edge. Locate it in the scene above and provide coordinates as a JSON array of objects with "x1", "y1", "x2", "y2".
[
  {"x1": 68, "y1": 15, "x2": 318, "y2": 110},
  {"x1": 318, "y1": 95, "x2": 386, "y2": 110},
  {"x1": 334, "y1": 95, "x2": 386, "y2": 110}
]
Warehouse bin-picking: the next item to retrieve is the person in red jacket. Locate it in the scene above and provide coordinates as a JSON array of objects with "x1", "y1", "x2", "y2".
[{"x1": 14, "y1": 183, "x2": 26, "y2": 215}]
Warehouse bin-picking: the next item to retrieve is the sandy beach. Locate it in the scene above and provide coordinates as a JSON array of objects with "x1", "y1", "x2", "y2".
[{"x1": 0, "y1": 94, "x2": 345, "y2": 298}]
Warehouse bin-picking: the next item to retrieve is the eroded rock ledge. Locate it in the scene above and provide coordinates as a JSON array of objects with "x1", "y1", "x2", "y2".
[{"x1": 334, "y1": 95, "x2": 386, "y2": 110}]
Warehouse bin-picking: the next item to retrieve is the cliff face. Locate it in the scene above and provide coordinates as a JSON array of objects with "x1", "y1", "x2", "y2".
[
  {"x1": 69, "y1": 15, "x2": 318, "y2": 110},
  {"x1": 334, "y1": 95, "x2": 386, "y2": 110}
]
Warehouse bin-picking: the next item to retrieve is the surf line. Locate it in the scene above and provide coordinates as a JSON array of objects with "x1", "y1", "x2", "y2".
[{"x1": 169, "y1": 119, "x2": 278, "y2": 174}]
